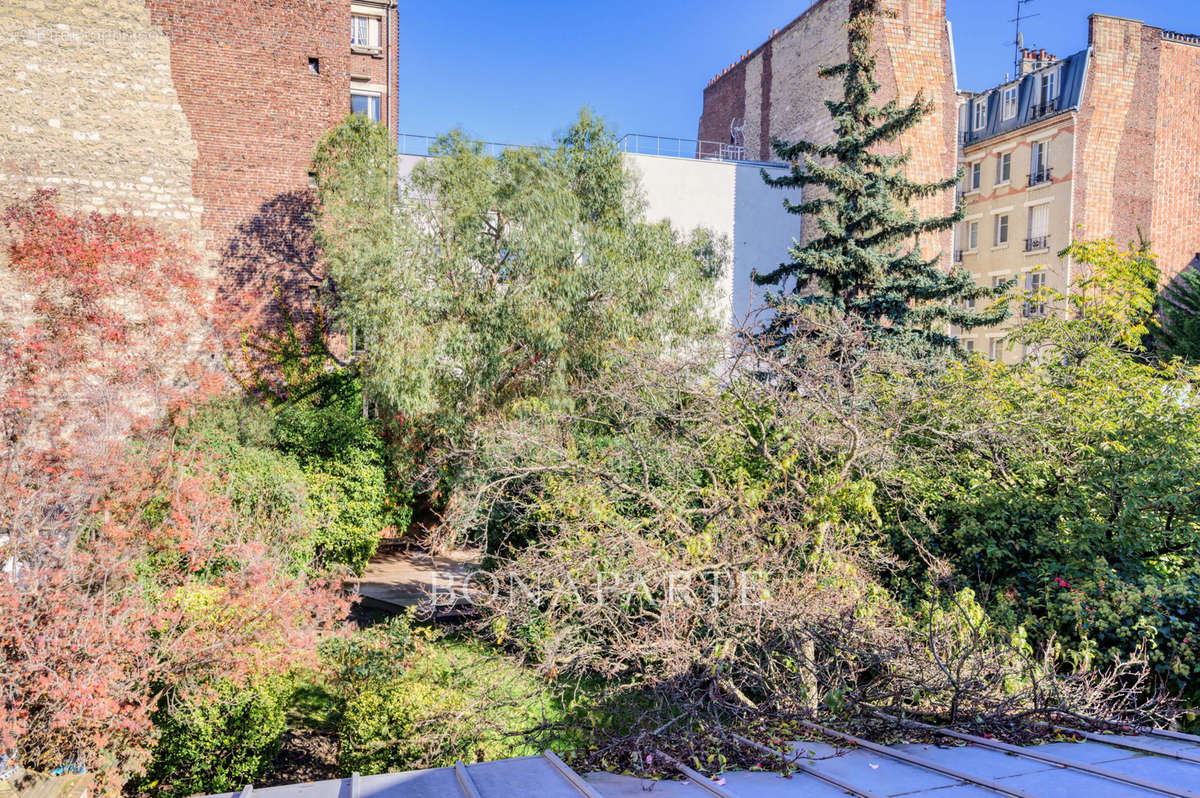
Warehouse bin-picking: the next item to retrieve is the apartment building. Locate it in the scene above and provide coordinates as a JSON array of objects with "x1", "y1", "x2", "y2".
[
  {"x1": 955, "y1": 15, "x2": 1200, "y2": 360},
  {"x1": 953, "y1": 48, "x2": 1085, "y2": 360}
]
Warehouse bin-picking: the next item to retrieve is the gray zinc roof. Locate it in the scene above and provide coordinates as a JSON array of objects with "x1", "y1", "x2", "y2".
[
  {"x1": 961, "y1": 49, "x2": 1089, "y2": 148},
  {"x1": 207, "y1": 726, "x2": 1200, "y2": 798}
]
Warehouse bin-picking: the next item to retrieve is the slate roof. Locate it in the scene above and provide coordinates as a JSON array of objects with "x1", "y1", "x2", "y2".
[
  {"x1": 207, "y1": 726, "x2": 1200, "y2": 798},
  {"x1": 960, "y1": 50, "x2": 1089, "y2": 148}
]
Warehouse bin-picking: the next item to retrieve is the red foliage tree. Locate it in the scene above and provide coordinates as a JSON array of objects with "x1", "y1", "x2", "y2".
[{"x1": 0, "y1": 193, "x2": 345, "y2": 792}]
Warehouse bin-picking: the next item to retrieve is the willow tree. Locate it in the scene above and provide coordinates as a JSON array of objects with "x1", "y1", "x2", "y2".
[
  {"x1": 313, "y1": 110, "x2": 725, "y2": 448},
  {"x1": 753, "y1": 0, "x2": 1010, "y2": 355}
]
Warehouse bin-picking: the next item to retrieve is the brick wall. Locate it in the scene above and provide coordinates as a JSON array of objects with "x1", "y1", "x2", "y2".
[
  {"x1": 698, "y1": 0, "x2": 957, "y2": 254},
  {"x1": 1074, "y1": 16, "x2": 1158, "y2": 259},
  {"x1": 1076, "y1": 15, "x2": 1200, "y2": 281},
  {"x1": 145, "y1": 0, "x2": 355, "y2": 330},
  {"x1": 1151, "y1": 39, "x2": 1200, "y2": 280},
  {"x1": 2, "y1": 0, "x2": 399, "y2": 336}
]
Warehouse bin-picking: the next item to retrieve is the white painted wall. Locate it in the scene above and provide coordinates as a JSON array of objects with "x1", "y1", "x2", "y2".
[{"x1": 624, "y1": 154, "x2": 798, "y2": 331}]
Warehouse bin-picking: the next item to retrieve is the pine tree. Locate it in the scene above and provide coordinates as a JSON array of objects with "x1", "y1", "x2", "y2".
[
  {"x1": 1150, "y1": 263, "x2": 1200, "y2": 361},
  {"x1": 753, "y1": 0, "x2": 1011, "y2": 355}
]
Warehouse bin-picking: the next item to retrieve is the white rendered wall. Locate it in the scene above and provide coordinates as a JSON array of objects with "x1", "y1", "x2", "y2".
[{"x1": 623, "y1": 153, "x2": 798, "y2": 331}]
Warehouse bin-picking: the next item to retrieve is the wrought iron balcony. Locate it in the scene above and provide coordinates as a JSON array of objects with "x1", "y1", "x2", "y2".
[
  {"x1": 1025, "y1": 235, "x2": 1050, "y2": 252},
  {"x1": 1029, "y1": 99, "x2": 1060, "y2": 120},
  {"x1": 1028, "y1": 167, "x2": 1053, "y2": 187},
  {"x1": 953, "y1": 249, "x2": 964, "y2": 264}
]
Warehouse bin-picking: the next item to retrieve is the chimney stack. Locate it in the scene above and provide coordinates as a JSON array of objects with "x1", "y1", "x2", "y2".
[{"x1": 1019, "y1": 47, "x2": 1058, "y2": 76}]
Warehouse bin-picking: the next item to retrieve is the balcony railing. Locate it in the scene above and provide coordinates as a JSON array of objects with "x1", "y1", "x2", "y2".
[
  {"x1": 1025, "y1": 235, "x2": 1050, "y2": 252},
  {"x1": 615, "y1": 134, "x2": 785, "y2": 165},
  {"x1": 1028, "y1": 167, "x2": 1053, "y2": 187},
  {"x1": 395, "y1": 132, "x2": 787, "y2": 166},
  {"x1": 1029, "y1": 99, "x2": 1060, "y2": 120},
  {"x1": 953, "y1": 249, "x2": 964, "y2": 264}
]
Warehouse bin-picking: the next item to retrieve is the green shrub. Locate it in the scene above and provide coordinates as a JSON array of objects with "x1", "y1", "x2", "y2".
[
  {"x1": 329, "y1": 623, "x2": 556, "y2": 775},
  {"x1": 320, "y1": 613, "x2": 414, "y2": 686},
  {"x1": 337, "y1": 678, "x2": 467, "y2": 774},
  {"x1": 273, "y1": 371, "x2": 381, "y2": 465},
  {"x1": 304, "y1": 455, "x2": 392, "y2": 574},
  {"x1": 138, "y1": 678, "x2": 290, "y2": 798}
]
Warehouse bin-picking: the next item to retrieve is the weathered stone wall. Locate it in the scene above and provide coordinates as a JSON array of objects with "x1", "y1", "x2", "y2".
[
  {"x1": 698, "y1": 0, "x2": 957, "y2": 254},
  {"x1": 2, "y1": 0, "x2": 400, "y2": 341},
  {"x1": 0, "y1": 0, "x2": 203, "y2": 239}
]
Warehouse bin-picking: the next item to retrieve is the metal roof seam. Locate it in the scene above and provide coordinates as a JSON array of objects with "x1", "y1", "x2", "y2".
[
  {"x1": 796, "y1": 719, "x2": 1041, "y2": 798},
  {"x1": 654, "y1": 749, "x2": 741, "y2": 798},
  {"x1": 454, "y1": 760, "x2": 484, "y2": 798},
  {"x1": 541, "y1": 750, "x2": 606, "y2": 798},
  {"x1": 1046, "y1": 724, "x2": 1200, "y2": 766},
  {"x1": 873, "y1": 711, "x2": 1200, "y2": 798},
  {"x1": 729, "y1": 732, "x2": 889, "y2": 798}
]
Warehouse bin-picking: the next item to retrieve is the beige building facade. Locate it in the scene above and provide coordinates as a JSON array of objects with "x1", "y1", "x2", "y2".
[{"x1": 955, "y1": 16, "x2": 1200, "y2": 361}]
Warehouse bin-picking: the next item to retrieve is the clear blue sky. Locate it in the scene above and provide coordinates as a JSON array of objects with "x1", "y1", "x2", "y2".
[{"x1": 397, "y1": 1, "x2": 1200, "y2": 147}]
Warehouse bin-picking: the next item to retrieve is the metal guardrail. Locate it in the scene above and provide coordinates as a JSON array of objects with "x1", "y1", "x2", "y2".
[
  {"x1": 397, "y1": 133, "x2": 544, "y2": 158},
  {"x1": 615, "y1": 133, "x2": 786, "y2": 166},
  {"x1": 396, "y1": 132, "x2": 788, "y2": 167}
]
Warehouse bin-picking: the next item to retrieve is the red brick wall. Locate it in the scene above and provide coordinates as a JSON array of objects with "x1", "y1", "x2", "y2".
[
  {"x1": 698, "y1": 0, "x2": 957, "y2": 254},
  {"x1": 698, "y1": 61, "x2": 747, "y2": 153},
  {"x1": 1074, "y1": 16, "x2": 1160, "y2": 262},
  {"x1": 1076, "y1": 15, "x2": 1200, "y2": 281},
  {"x1": 145, "y1": 0, "x2": 397, "y2": 332},
  {"x1": 1151, "y1": 39, "x2": 1200, "y2": 280}
]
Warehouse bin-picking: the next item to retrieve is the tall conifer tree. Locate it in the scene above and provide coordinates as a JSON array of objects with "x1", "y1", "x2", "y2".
[{"x1": 753, "y1": 0, "x2": 1011, "y2": 354}]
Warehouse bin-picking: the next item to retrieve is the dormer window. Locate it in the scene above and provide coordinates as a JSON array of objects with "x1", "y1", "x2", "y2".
[
  {"x1": 1040, "y1": 68, "x2": 1058, "y2": 105},
  {"x1": 1002, "y1": 86, "x2": 1018, "y2": 120},
  {"x1": 973, "y1": 98, "x2": 988, "y2": 131}
]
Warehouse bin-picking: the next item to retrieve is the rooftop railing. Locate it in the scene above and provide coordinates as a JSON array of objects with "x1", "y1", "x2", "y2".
[
  {"x1": 615, "y1": 134, "x2": 786, "y2": 166},
  {"x1": 397, "y1": 133, "x2": 544, "y2": 158},
  {"x1": 397, "y1": 132, "x2": 786, "y2": 166}
]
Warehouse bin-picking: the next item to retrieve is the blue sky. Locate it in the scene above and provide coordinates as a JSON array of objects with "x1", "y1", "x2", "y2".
[{"x1": 397, "y1": 1, "x2": 1200, "y2": 146}]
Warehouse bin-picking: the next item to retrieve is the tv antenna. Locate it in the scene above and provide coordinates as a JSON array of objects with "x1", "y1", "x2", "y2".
[{"x1": 1010, "y1": 0, "x2": 1039, "y2": 77}]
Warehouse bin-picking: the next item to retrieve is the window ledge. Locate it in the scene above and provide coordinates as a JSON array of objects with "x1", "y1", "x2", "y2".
[
  {"x1": 992, "y1": 244, "x2": 1010, "y2": 250},
  {"x1": 1024, "y1": 248, "x2": 1051, "y2": 256},
  {"x1": 995, "y1": 180, "x2": 1011, "y2": 187},
  {"x1": 351, "y1": 45, "x2": 384, "y2": 57}
]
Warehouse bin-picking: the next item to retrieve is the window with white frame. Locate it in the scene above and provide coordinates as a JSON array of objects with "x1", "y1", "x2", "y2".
[
  {"x1": 989, "y1": 338, "x2": 1001, "y2": 360},
  {"x1": 964, "y1": 339, "x2": 976, "y2": 352},
  {"x1": 1002, "y1": 85, "x2": 1018, "y2": 120},
  {"x1": 351, "y1": 14, "x2": 382, "y2": 49},
  {"x1": 1023, "y1": 271, "x2": 1047, "y2": 316},
  {"x1": 996, "y1": 152, "x2": 1011, "y2": 184},
  {"x1": 351, "y1": 90, "x2": 381, "y2": 121},
  {"x1": 968, "y1": 161, "x2": 981, "y2": 192},
  {"x1": 994, "y1": 213, "x2": 1009, "y2": 246},
  {"x1": 967, "y1": 220, "x2": 979, "y2": 251},
  {"x1": 1040, "y1": 68, "x2": 1058, "y2": 104},
  {"x1": 1027, "y1": 204, "x2": 1050, "y2": 251},
  {"x1": 973, "y1": 97, "x2": 988, "y2": 130}
]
